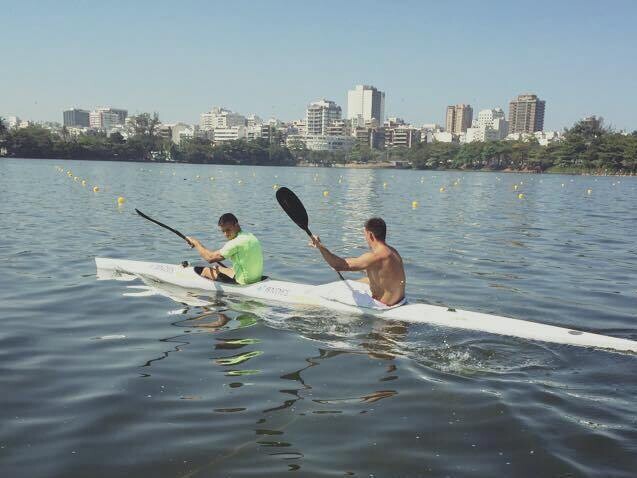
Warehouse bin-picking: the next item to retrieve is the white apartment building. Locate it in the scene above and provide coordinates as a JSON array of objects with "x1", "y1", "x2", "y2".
[
  {"x1": 347, "y1": 84, "x2": 385, "y2": 124},
  {"x1": 506, "y1": 130, "x2": 561, "y2": 146},
  {"x1": 246, "y1": 114, "x2": 263, "y2": 128},
  {"x1": 306, "y1": 99, "x2": 341, "y2": 135},
  {"x1": 305, "y1": 134, "x2": 355, "y2": 152},
  {"x1": 89, "y1": 110, "x2": 120, "y2": 131},
  {"x1": 213, "y1": 125, "x2": 247, "y2": 144},
  {"x1": 289, "y1": 120, "x2": 306, "y2": 136},
  {"x1": 169, "y1": 123, "x2": 194, "y2": 145},
  {"x1": 432, "y1": 131, "x2": 456, "y2": 143},
  {"x1": 7, "y1": 116, "x2": 21, "y2": 128},
  {"x1": 200, "y1": 107, "x2": 246, "y2": 131},
  {"x1": 465, "y1": 108, "x2": 509, "y2": 143}
]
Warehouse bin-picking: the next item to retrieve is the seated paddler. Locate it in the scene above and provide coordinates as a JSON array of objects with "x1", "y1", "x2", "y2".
[
  {"x1": 187, "y1": 213, "x2": 263, "y2": 285},
  {"x1": 309, "y1": 217, "x2": 406, "y2": 308}
]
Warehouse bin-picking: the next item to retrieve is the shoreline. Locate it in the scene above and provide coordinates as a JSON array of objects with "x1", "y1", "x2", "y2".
[{"x1": 2, "y1": 156, "x2": 635, "y2": 176}]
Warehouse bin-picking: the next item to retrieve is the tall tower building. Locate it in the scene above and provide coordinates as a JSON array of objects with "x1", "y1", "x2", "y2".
[
  {"x1": 63, "y1": 108, "x2": 90, "y2": 127},
  {"x1": 508, "y1": 94, "x2": 545, "y2": 133},
  {"x1": 306, "y1": 99, "x2": 342, "y2": 136},
  {"x1": 445, "y1": 104, "x2": 473, "y2": 134},
  {"x1": 347, "y1": 85, "x2": 385, "y2": 125}
]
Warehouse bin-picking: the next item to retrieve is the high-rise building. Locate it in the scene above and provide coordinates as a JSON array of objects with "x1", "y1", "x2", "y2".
[
  {"x1": 305, "y1": 99, "x2": 341, "y2": 136},
  {"x1": 508, "y1": 94, "x2": 545, "y2": 133},
  {"x1": 63, "y1": 109, "x2": 90, "y2": 127},
  {"x1": 445, "y1": 104, "x2": 473, "y2": 134},
  {"x1": 347, "y1": 85, "x2": 385, "y2": 124}
]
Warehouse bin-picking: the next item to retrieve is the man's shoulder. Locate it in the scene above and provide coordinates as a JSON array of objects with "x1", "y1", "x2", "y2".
[
  {"x1": 236, "y1": 231, "x2": 261, "y2": 247},
  {"x1": 241, "y1": 231, "x2": 260, "y2": 241}
]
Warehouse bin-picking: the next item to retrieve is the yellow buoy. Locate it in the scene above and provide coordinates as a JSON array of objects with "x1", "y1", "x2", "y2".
[
  {"x1": 93, "y1": 186, "x2": 100, "y2": 193},
  {"x1": 237, "y1": 179, "x2": 243, "y2": 185},
  {"x1": 383, "y1": 182, "x2": 387, "y2": 188},
  {"x1": 210, "y1": 176, "x2": 214, "y2": 181},
  {"x1": 196, "y1": 175, "x2": 200, "y2": 179},
  {"x1": 587, "y1": 188, "x2": 592, "y2": 195},
  {"x1": 323, "y1": 190, "x2": 329, "y2": 197},
  {"x1": 81, "y1": 180, "x2": 86, "y2": 186},
  {"x1": 411, "y1": 201, "x2": 419, "y2": 209},
  {"x1": 518, "y1": 193, "x2": 525, "y2": 199},
  {"x1": 439, "y1": 187, "x2": 446, "y2": 192},
  {"x1": 117, "y1": 196, "x2": 125, "y2": 205},
  {"x1": 561, "y1": 183, "x2": 565, "y2": 187},
  {"x1": 273, "y1": 184, "x2": 279, "y2": 190},
  {"x1": 74, "y1": 176, "x2": 79, "y2": 181},
  {"x1": 513, "y1": 184, "x2": 518, "y2": 191}
]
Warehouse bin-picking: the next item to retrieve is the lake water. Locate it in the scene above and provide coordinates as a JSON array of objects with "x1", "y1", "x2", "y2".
[{"x1": 1, "y1": 158, "x2": 636, "y2": 477}]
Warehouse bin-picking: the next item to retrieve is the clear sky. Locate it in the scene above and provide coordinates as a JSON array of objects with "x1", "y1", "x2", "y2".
[{"x1": 2, "y1": 0, "x2": 636, "y2": 131}]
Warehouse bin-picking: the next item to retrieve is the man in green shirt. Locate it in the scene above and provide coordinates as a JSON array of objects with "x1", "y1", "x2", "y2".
[{"x1": 187, "y1": 213, "x2": 264, "y2": 285}]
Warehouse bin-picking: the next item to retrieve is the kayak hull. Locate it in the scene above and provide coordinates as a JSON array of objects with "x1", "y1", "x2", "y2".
[{"x1": 95, "y1": 257, "x2": 637, "y2": 354}]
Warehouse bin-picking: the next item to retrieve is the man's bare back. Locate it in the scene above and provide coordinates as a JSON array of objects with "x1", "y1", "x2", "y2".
[
  {"x1": 309, "y1": 217, "x2": 406, "y2": 307},
  {"x1": 364, "y1": 243, "x2": 405, "y2": 306}
]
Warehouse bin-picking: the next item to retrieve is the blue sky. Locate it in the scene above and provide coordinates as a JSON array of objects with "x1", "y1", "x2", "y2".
[{"x1": 2, "y1": 0, "x2": 636, "y2": 131}]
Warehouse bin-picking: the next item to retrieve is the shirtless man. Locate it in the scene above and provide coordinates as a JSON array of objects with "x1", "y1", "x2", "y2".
[
  {"x1": 187, "y1": 213, "x2": 263, "y2": 285},
  {"x1": 309, "y1": 217, "x2": 406, "y2": 307}
]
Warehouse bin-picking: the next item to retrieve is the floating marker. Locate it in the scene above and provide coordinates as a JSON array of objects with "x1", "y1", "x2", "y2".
[
  {"x1": 561, "y1": 183, "x2": 565, "y2": 187},
  {"x1": 273, "y1": 184, "x2": 279, "y2": 190},
  {"x1": 81, "y1": 180, "x2": 86, "y2": 186},
  {"x1": 587, "y1": 189, "x2": 592, "y2": 195},
  {"x1": 323, "y1": 190, "x2": 329, "y2": 197},
  {"x1": 93, "y1": 186, "x2": 100, "y2": 193},
  {"x1": 518, "y1": 193, "x2": 525, "y2": 199},
  {"x1": 117, "y1": 196, "x2": 125, "y2": 205},
  {"x1": 383, "y1": 182, "x2": 388, "y2": 188},
  {"x1": 237, "y1": 179, "x2": 243, "y2": 185},
  {"x1": 210, "y1": 176, "x2": 214, "y2": 181},
  {"x1": 440, "y1": 187, "x2": 446, "y2": 192},
  {"x1": 513, "y1": 184, "x2": 518, "y2": 190},
  {"x1": 412, "y1": 201, "x2": 419, "y2": 209}
]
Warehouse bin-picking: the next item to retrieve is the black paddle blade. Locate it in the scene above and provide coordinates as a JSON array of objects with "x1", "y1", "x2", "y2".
[{"x1": 276, "y1": 187, "x2": 311, "y2": 235}]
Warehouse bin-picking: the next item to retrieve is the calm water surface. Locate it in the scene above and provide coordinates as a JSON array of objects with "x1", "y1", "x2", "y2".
[{"x1": 1, "y1": 158, "x2": 636, "y2": 477}]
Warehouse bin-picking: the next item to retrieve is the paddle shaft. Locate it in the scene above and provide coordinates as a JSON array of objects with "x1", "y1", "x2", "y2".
[{"x1": 135, "y1": 209, "x2": 227, "y2": 267}]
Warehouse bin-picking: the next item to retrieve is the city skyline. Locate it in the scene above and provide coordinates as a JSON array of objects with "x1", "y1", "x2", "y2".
[{"x1": 2, "y1": 0, "x2": 636, "y2": 131}]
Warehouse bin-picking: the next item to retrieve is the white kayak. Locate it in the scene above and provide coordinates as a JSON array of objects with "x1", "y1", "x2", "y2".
[{"x1": 95, "y1": 257, "x2": 637, "y2": 354}]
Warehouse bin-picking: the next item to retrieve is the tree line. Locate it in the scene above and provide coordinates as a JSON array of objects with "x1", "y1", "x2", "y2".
[{"x1": 1, "y1": 115, "x2": 635, "y2": 173}]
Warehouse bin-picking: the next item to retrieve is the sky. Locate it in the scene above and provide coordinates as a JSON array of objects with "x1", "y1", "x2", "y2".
[{"x1": 2, "y1": 0, "x2": 637, "y2": 131}]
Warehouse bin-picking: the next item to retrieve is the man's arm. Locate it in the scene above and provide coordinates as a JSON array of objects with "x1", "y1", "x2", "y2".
[
  {"x1": 186, "y1": 237, "x2": 225, "y2": 263},
  {"x1": 310, "y1": 235, "x2": 378, "y2": 272}
]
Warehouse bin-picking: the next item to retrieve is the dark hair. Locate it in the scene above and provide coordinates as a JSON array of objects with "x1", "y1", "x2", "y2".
[
  {"x1": 218, "y1": 213, "x2": 238, "y2": 226},
  {"x1": 364, "y1": 217, "x2": 386, "y2": 241}
]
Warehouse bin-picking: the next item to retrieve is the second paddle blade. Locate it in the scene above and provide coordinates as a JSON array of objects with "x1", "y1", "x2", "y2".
[{"x1": 276, "y1": 186, "x2": 310, "y2": 234}]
